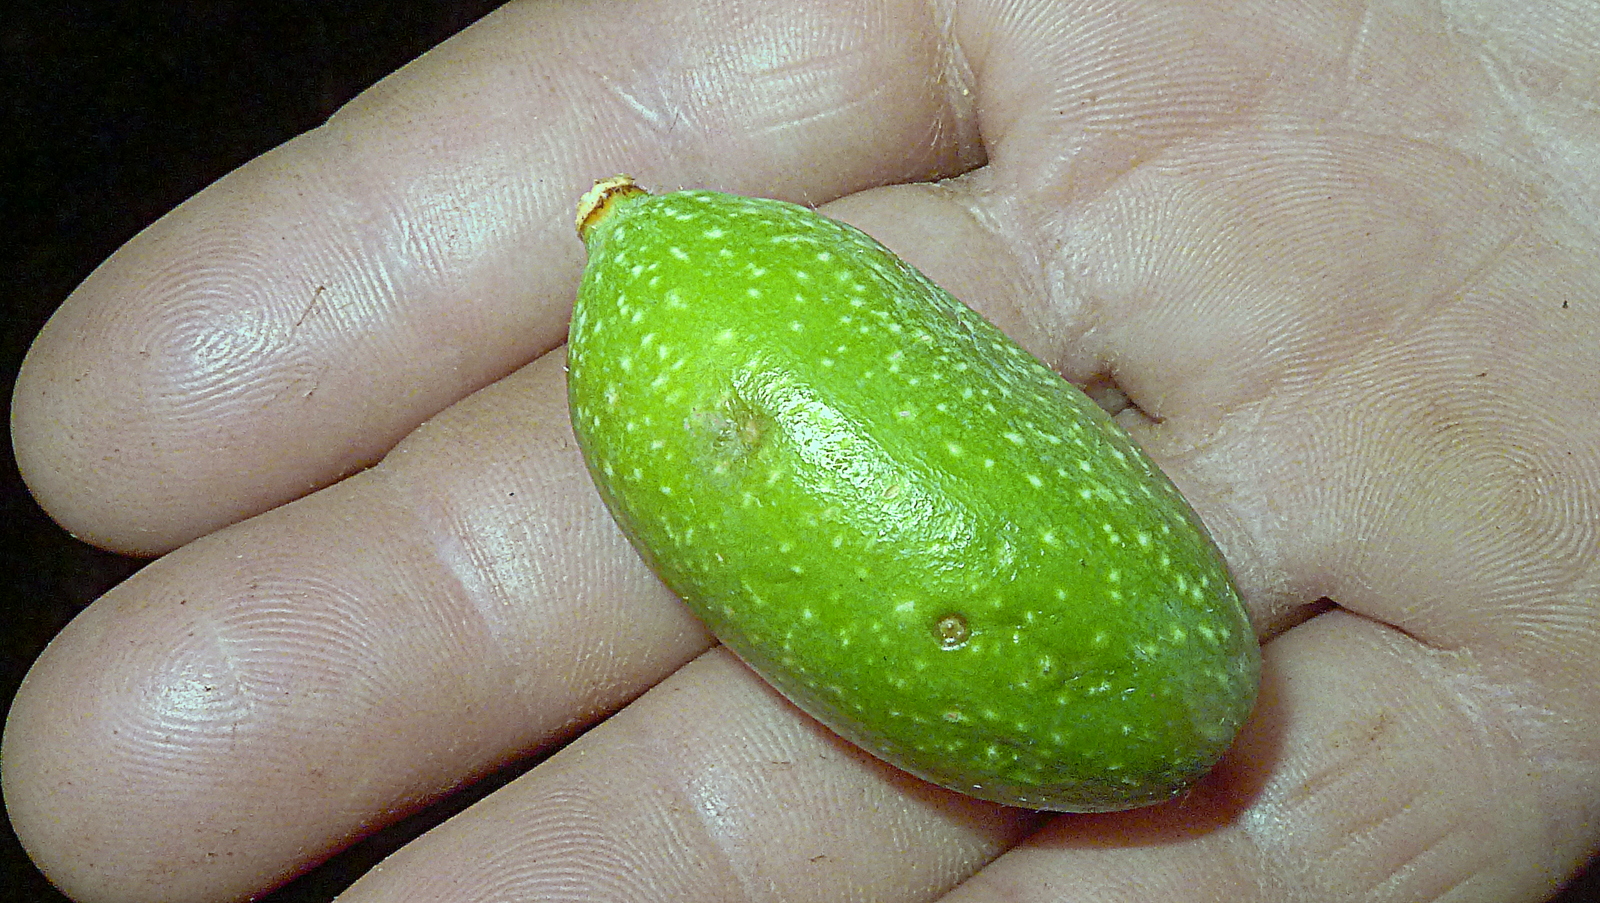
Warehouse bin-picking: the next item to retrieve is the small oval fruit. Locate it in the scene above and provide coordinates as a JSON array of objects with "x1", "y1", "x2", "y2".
[{"x1": 566, "y1": 176, "x2": 1259, "y2": 811}]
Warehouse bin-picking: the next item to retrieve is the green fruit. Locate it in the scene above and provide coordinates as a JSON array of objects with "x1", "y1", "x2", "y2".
[{"x1": 566, "y1": 175, "x2": 1259, "y2": 812}]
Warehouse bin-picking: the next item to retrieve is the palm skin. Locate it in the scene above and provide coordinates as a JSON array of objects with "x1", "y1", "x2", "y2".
[{"x1": 7, "y1": 1, "x2": 1600, "y2": 901}]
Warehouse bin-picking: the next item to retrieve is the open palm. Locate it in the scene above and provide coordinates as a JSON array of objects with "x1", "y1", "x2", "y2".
[{"x1": 8, "y1": 1, "x2": 1599, "y2": 901}]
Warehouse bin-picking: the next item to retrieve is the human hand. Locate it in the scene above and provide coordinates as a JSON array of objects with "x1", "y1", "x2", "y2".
[{"x1": 7, "y1": 1, "x2": 1600, "y2": 901}]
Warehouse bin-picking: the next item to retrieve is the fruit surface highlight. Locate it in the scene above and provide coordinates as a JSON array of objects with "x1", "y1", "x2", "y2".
[{"x1": 566, "y1": 176, "x2": 1259, "y2": 812}]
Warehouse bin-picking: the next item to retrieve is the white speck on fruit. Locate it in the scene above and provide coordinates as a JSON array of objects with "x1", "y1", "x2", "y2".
[
  {"x1": 946, "y1": 441, "x2": 964, "y2": 457},
  {"x1": 669, "y1": 246, "x2": 689, "y2": 260},
  {"x1": 1026, "y1": 474, "x2": 1044, "y2": 489}
]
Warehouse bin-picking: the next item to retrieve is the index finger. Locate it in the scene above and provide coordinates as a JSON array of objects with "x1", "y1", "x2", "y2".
[{"x1": 11, "y1": 0, "x2": 983, "y2": 555}]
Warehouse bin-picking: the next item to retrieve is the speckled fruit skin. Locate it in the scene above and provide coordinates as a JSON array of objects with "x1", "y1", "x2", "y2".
[{"x1": 566, "y1": 177, "x2": 1259, "y2": 812}]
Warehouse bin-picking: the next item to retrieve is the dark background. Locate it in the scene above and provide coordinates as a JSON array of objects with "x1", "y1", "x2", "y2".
[
  {"x1": 2, "y1": 3, "x2": 1596, "y2": 902},
  {"x1": 1, "y1": 4, "x2": 511, "y2": 901}
]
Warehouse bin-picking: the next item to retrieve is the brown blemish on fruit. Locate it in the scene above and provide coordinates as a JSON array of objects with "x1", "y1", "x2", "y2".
[
  {"x1": 690, "y1": 391, "x2": 769, "y2": 467},
  {"x1": 935, "y1": 612, "x2": 970, "y2": 649},
  {"x1": 577, "y1": 174, "x2": 648, "y2": 242}
]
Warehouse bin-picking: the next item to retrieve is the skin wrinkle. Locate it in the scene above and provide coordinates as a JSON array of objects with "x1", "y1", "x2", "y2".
[
  {"x1": 374, "y1": 443, "x2": 535, "y2": 687},
  {"x1": 1279, "y1": 628, "x2": 1523, "y2": 899},
  {"x1": 668, "y1": 726, "x2": 779, "y2": 903},
  {"x1": 922, "y1": 0, "x2": 983, "y2": 172},
  {"x1": 364, "y1": 357, "x2": 716, "y2": 720}
]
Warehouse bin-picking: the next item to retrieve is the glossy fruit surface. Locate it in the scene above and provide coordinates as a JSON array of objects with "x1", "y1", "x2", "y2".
[{"x1": 567, "y1": 176, "x2": 1259, "y2": 811}]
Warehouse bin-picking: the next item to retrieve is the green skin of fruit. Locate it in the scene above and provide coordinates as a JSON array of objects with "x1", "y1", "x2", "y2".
[{"x1": 567, "y1": 180, "x2": 1260, "y2": 812}]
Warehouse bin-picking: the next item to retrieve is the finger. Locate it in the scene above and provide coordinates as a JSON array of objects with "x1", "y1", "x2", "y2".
[
  {"x1": 336, "y1": 649, "x2": 1040, "y2": 903},
  {"x1": 941, "y1": 612, "x2": 1582, "y2": 902},
  {"x1": 13, "y1": 0, "x2": 983, "y2": 555},
  {"x1": 3, "y1": 353, "x2": 714, "y2": 903},
  {"x1": 2, "y1": 175, "x2": 1052, "y2": 903}
]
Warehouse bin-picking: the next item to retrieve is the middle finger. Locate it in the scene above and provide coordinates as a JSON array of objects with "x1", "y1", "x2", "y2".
[{"x1": 12, "y1": 351, "x2": 712, "y2": 900}]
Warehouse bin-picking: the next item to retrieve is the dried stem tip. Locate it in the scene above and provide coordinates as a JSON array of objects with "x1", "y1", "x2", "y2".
[{"x1": 576, "y1": 175, "x2": 649, "y2": 242}]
